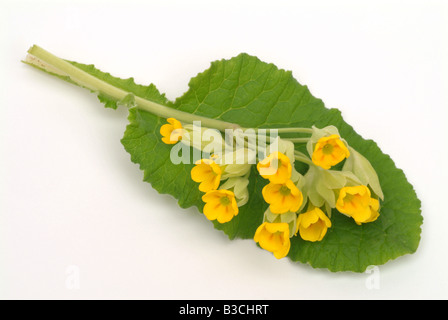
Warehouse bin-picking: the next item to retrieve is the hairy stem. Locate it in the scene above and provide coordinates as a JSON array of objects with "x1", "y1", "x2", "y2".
[
  {"x1": 24, "y1": 46, "x2": 317, "y2": 139},
  {"x1": 24, "y1": 45, "x2": 240, "y2": 131},
  {"x1": 283, "y1": 137, "x2": 310, "y2": 143}
]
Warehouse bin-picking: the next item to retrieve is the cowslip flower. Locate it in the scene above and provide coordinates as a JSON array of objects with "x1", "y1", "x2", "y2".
[
  {"x1": 355, "y1": 197, "x2": 380, "y2": 225},
  {"x1": 257, "y1": 152, "x2": 292, "y2": 184},
  {"x1": 296, "y1": 208, "x2": 331, "y2": 242},
  {"x1": 254, "y1": 222, "x2": 290, "y2": 259},
  {"x1": 191, "y1": 159, "x2": 222, "y2": 192},
  {"x1": 336, "y1": 185, "x2": 377, "y2": 224},
  {"x1": 219, "y1": 177, "x2": 250, "y2": 207},
  {"x1": 202, "y1": 189, "x2": 238, "y2": 223},
  {"x1": 160, "y1": 118, "x2": 183, "y2": 144},
  {"x1": 312, "y1": 134, "x2": 350, "y2": 170},
  {"x1": 262, "y1": 207, "x2": 298, "y2": 240},
  {"x1": 262, "y1": 179, "x2": 303, "y2": 214}
]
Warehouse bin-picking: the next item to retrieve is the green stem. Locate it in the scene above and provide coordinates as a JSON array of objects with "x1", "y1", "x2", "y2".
[
  {"x1": 272, "y1": 128, "x2": 313, "y2": 134},
  {"x1": 294, "y1": 150, "x2": 309, "y2": 157},
  {"x1": 294, "y1": 155, "x2": 313, "y2": 166},
  {"x1": 25, "y1": 46, "x2": 317, "y2": 137},
  {"x1": 248, "y1": 127, "x2": 313, "y2": 134},
  {"x1": 283, "y1": 137, "x2": 310, "y2": 143},
  {"x1": 294, "y1": 150, "x2": 313, "y2": 165},
  {"x1": 24, "y1": 45, "x2": 240, "y2": 131}
]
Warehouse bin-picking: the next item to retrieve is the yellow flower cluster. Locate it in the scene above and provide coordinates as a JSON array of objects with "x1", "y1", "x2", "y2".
[
  {"x1": 253, "y1": 126, "x2": 383, "y2": 259},
  {"x1": 160, "y1": 118, "x2": 254, "y2": 224},
  {"x1": 159, "y1": 119, "x2": 383, "y2": 261},
  {"x1": 254, "y1": 151, "x2": 334, "y2": 259},
  {"x1": 191, "y1": 159, "x2": 240, "y2": 224},
  {"x1": 188, "y1": 157, "x2": 242, "y2": 223},
  {"x1": 257, "y1": 152, "x2": 303, "y2": 213}
]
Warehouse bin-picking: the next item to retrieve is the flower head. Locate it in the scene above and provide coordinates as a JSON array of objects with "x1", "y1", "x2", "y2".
[
  {"x1": 191, "y1": 159, "x2": 222, "y2": 192},
  {"x1": 202, "y1": 189, "x2": 238, "y2": 223},
  {"x1": 336, "y1": 185, "x2": 375, "y2": 224},
  {"x1": 312, "y1": 134, "x2": 350, "y2": 169},
  {"x1": 219, "y1": 177, "x2": 250, "y2": 207},
  {"x1": 257, "y1": 152, "x2": 292, "y2": 184},
  {"x1": 254, "y1": 222, "x2": 291, "y2": 259},
  {"x1": 160, "y1": 118, "x2": 183, "y2": 144},
  {"x1": 296, "y1": 208, "x2": 331, "y2": 242},
  {"x1": 356, "y1": 197, "x2": 380, "y2": 225},
  {"x1": 262, "y1": 179, "x2": 303, "y2": 214}
]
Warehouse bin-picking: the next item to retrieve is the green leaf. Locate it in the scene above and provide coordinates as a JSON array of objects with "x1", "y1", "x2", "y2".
[
  {"x1": 30, "y1": 49, "x2": 423, "y2": 272},
  {"x1": 68, "y1": 61, "x2": 170, "y2": 109},
  {"x1": 121, "y1": 53, "x2": 422, "y2": 272}
]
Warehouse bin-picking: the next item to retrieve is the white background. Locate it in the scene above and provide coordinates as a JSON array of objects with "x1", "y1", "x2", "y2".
[{"x1": 1, "y1": 0, "x2": 447, "y2": 300}]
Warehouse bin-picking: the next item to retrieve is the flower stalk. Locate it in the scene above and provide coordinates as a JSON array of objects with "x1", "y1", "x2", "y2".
[
  {"x1": 24, "y1": 45, "x2": 241, "y2": 132},
  {"x1": 24, "y1": 46, "x2": 316, "y2": 148}
]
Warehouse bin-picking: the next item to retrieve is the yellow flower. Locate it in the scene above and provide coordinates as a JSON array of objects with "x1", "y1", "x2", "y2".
[
  {"x1": 356, "y1": 197, "x2": 380, "y2": 225},
  {"x1": 257, "y1": 152, "x2": 292, "y2": 184},
  {"x1": 312, "y1": 134, "x2": 350, "y2": 169},
  {"x1": 296, "y1": 208, "x2": 331, "y2": 242},
  {"x1": 219, "y1": 177, "x2": 250, "y2": 207},
  {"x1": 191, "y1": 159, "x2": 222, "y2": 192},
  {"x1": 202, "y1": 190, "x2": 238, "y2": 223},
  {"x1": 262, "y1": 179, "x2": 303, "y2": 214},
  {"x1": 336, "y1": 185, "x2": 378, "y2": 224},
  {"x1": 254, "y1": 222, "x2": 290, "y2": 259},
  {"x1": 160, "y1": 118, "x2": 183, "y2": 144}
]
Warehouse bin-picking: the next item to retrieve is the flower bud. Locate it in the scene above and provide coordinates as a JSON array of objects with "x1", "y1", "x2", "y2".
[
  {"x1": 212, "y1": 148, "x2": 253, "y2": 180},
  {"x1": 181, "y1": 124, "x2": 226, "y2": 155},
  {"x1": 302, "y1": 165, "x2": 357, "y2": 209}
]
